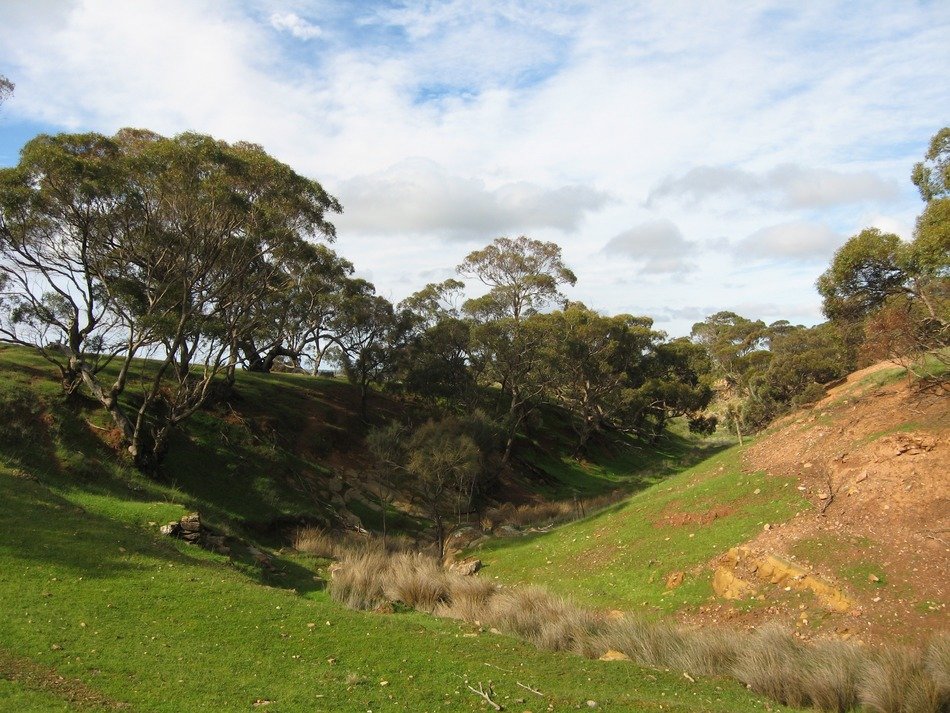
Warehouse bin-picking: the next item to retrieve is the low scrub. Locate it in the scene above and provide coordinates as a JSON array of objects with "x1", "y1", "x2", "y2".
[
  {"x1": 483, "y1": 490, "x2": 626, "y2": 530},
  {"x1": 328, "y1": 551, "x2": 950, "y2": 713}
]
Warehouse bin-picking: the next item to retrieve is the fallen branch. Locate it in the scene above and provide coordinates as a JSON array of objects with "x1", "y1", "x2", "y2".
[
  {"x1": 517, "y1": 681, "x2": 543, "y2": 697},
  {"x1": 820, "y1": 473, "x2": 842, "y2": 516},
  {"x1": 467, "y1": 682, "x2": 502, "y2": 711}
]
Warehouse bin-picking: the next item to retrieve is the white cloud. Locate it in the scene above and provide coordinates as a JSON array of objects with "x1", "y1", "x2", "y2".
[
  {"x1": 649, "y1": 164, "x2": 900, "y2": 209},
  {"x1": 734, "y1": 221, "x2": 844, "y2": 262},
  {"x1": 0, "y1": 1, "x2": 947, "y2": 334},
  {"x1": 269, "y1": 12, "x2": 322, "y2": 40},
  {"x1": 602, "y1": 219, "x2": 697, "y2": 274},
  {"x1": 336, "y1": 158, "x2": 609, "y2": 239}
]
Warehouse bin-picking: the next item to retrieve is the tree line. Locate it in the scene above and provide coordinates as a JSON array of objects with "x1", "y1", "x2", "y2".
[{"x1": 0, "y1": 126, "x2": 946, "y2": 503}]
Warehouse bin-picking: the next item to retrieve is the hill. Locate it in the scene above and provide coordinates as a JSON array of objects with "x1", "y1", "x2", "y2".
[
  {"x1": 0, "y1": 345, "x2": 787, "y2": 711},
  {"x1": 474, "y1": 361, "x2": 948, "y2": 646}
]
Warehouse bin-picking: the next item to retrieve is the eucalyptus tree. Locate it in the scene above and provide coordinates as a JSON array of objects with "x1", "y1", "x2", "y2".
[
  {"x1": 332, "y1": 288, "x2": 412, "y2": 417},
  {"x1": 0, "y1": 128, "x2": 342, "y2": 468},
  {"x1": 535, "y1": 303, "x2": 651, "y2": 452},
  {"x1": 0, "y1": 132, "x2": 129, "y2": 396},
  {"x1": 458, "y1": 236, "x2": 576, "y2": 464},
  {"x1": 0, "y1": 75, "x2": 12, "y2": 106},
  {"x1": 397, "y1": 279, "x2": 476, "y2": 403}
]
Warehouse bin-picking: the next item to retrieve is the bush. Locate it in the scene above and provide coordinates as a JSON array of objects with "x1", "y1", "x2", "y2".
[{"x1": 792, "y1": 381, "x2": 827, "y2": 407}]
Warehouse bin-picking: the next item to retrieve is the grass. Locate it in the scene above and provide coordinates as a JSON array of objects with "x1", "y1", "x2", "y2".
[
  {"x1": 0, "y1": 468, "x2": 792, "y2": 712},
  {"x1": 473, "y1": 443, "x2": 808, "y2": 613},
  {"x1": 0, "y1": 345, "x2": 793, "y2": 711}
]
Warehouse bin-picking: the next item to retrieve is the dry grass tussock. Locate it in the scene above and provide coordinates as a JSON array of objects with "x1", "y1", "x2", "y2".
[
  {"x1": 294, "y1": 527, "x2": 414, "y2": 559},
  {"x1": 483, "y1": 491, "x2": 625, "y2": 530},
  {"x1": 328, "y1": 551, "x2": 950, "y2": 713}
]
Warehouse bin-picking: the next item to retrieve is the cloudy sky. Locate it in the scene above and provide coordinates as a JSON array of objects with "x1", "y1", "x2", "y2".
[{"x1": 1, "y1": 1, "x2": 948, "y2": 335}]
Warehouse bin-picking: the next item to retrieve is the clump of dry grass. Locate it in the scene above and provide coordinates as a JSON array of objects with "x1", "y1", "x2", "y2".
[
  {"x1": 471, "y1": 585, "x2": 606, "y2": 655},
  {"x1": 730, "y1": 624, "x2": 811, "y2": 708},
  {"x1": 440, "y1": 576, "x2": 497, "y2": 621},
  {"x1": 294, "y1": 527, "x2": 414, "y2": 559},
  {"x1": 669, "y1": 627, "x2": 741, "y2": 678},
  {"x1": 483, "y1": 491, "x2": 626, "y2": 530},
  {"x1": 860, "y1": 647, "x2": 943, "y2": 713},
  {"x1": 328, "y1": 549, "x2": 390, "y2": 610},
  {"x1": 294, "y1": 527, "x2": 340, "y2": 558},
  {"x1": 383, "y1": 553, "x2": 449, "y2": 613},
  {"x1": 924, "y1": 633, "x2": 950, "y2": 700},
  {"x1": 803, "y1": 639, "x2": 866, "y2": 713},
  {"x1": 595, "y1": 618, "x2": 687, "y2": 669}
]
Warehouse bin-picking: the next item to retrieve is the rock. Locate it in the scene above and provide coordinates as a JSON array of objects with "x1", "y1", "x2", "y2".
[
  {"x1": 159, "y1": 522, "x2": 179, "y2": 536},
  {"x1": 599, "y1": 650, "x2": 631, "y2": 662},
  {"x1": 495, "y1": 524, "x2": 521, "y2": 537},
  {"x1": 179, "y1": 513, "x2": 201, "y2": 532},
  {"x1": 665, "y1": 571, "x2": 684, "y2": 589},
  {"x1": 449, "y1": 558, "x2": 482, "y2": 576},
  {"x1": 713, "y1": 567, "x2": 757, "y2": 599},
  {"x1": 247, "y1": 546, "x2": 275, "y2": 570},
  {"x1": 755, "y1": 554, "x2": 853, "y2": 612}
]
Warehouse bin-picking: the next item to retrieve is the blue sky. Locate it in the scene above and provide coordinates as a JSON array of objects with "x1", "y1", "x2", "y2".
[{"x1": 1, "y1": 0, "x2": 948, "y2": 335}]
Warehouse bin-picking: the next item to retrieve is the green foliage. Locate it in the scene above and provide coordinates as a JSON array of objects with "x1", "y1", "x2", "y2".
[
  {"x1": 817, "y1": 129, "x2": 949, "y2": 377},
  {"x1": 912, "y1": 126, "x2": 950, "y2": 202},
  {"x1": 458, "y1": 235, "x2": 576, "y2": 321}
]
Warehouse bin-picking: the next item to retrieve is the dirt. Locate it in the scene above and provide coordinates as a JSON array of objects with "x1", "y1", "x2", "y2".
[
  {"x1": 682, "y1": 362, "x2": 949, "y2": 646},
  {"x1": 0, "y1": 648, "x2": 127, "y2": 709},
  {"x1": 657, "y1": 503, "x2": 734, "y2": 528}
]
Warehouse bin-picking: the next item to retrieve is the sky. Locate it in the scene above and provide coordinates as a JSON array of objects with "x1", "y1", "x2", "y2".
[{"x1": 1, "y1": 0, "x2": 948, "y2": 336}]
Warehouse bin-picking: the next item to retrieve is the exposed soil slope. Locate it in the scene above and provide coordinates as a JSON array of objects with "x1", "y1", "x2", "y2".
[{"x1": 697, "y1": 362, "x2": 949, "y2": 644}]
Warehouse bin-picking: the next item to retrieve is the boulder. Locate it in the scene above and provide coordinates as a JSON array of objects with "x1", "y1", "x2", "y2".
[
  {"x1": 449, "y1": 558, "x2": 482, "y2": 576},
  {"x1": 713, "y1": 566, "x2": 757, "y2": 599}
]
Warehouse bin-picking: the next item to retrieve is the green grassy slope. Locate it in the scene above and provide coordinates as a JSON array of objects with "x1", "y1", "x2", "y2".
[
  {"x1": 475, "y1": 444, "x2": 808, "y2": 614},
  {"x1": 0, "y1": 346, "x2": 788, "y2": 711}
]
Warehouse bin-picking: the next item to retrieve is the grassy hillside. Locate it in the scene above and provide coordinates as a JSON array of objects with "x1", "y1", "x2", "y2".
[
  {"x1": 472, "y1": 360, "x2": 949, "y2": 646},
  {"x1": 0, "y1": 345, "x2": 788, "y2": 711},
  {"x1": 474, "y1": 443, "x2": 808, "y2": 613}
]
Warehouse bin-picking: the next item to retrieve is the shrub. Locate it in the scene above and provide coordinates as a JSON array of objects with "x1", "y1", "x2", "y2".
[{"x1": 0, "y1": 382, "x2": 44, "y2": 446}]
